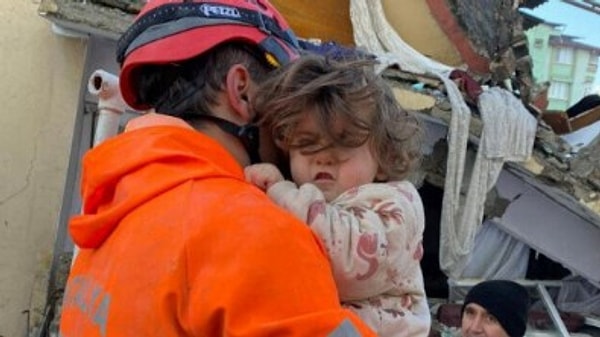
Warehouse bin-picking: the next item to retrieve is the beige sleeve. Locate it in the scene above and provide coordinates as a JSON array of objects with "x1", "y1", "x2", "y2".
[{"x1": 268, "y1": 181, "x2": 426, "y2": 304}]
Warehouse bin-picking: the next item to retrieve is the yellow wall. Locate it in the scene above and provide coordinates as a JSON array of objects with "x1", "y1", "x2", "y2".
[
  {"x1": 271, "y1": 0, "x2": 354, "y2": 45},
  {"x1": 381, "y1": 0, "x2": 463, "y2": 67},
  {"x1": 0, "y1": 1, "x2": 86, "y2": 335}
]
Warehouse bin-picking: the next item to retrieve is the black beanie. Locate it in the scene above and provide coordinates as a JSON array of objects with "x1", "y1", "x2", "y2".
[{"x1": 461, "y1": 280, "x2": 529, "y2": 337}]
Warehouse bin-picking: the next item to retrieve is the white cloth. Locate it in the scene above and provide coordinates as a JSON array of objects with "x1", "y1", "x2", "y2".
[
  {"x1": 461, "y1": 220, "x2": 529, "y2": 279},
  {"x1": 444, "y1": 88, "x2": 537, "y2": 278},
  {"x1": 479, "y1": 87, "x2": 537, "y2": 161},
  {"x1": 557, "y1": 275, "x2": 600, "y2": 316}
]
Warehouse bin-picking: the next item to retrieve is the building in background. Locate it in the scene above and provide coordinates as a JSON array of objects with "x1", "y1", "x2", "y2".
[{"x1": 525, "y1": 14, "x2": 600, "y2": 111}]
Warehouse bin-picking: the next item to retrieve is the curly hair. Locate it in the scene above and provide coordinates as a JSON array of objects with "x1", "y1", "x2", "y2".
[{"x1": 253, "y1": 54, "x2": 423, "y2": 181}]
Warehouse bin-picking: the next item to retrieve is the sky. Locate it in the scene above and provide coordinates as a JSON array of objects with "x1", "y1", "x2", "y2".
[{"x1": 523, "y1": 0, "x2": 600, "y2": 91}]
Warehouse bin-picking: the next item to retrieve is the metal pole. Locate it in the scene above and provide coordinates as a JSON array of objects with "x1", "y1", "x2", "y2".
[{"x1": 536, "y1": 284, "x2": 570, "y2": 337}]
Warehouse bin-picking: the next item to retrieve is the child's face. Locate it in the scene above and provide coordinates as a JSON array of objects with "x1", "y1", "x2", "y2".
[{"x1": 288, "y1": 112, "x2": 383, "y2": 202}]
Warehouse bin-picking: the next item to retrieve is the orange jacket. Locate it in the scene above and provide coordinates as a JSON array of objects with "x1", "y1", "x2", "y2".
[{"x1": 59, "y1": 115, "x2": 376, "y2": 337}]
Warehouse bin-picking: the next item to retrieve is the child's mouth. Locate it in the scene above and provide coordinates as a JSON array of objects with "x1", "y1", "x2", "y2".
[{"x1": 315, "y1": 172, "x2": 333, "y2": 180}]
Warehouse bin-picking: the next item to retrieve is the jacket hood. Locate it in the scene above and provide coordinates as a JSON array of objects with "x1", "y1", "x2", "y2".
[{"x1": 69, "y1": 115, "x2": 243, "y2": 248}]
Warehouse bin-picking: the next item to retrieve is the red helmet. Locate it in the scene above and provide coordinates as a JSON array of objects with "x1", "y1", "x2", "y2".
[{"x1": 117, "y1": 0, "x2": 300, "y2": 110}]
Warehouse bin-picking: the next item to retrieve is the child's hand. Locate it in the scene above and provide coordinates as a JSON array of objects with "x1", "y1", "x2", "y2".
[{"x1": 244, "y1": 163, "x2": 285, "y2": 191}]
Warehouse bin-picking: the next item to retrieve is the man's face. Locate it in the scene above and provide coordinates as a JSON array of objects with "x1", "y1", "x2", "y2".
[{"x1": 461, "y1": 303, "x2": 510, "y2": 337}]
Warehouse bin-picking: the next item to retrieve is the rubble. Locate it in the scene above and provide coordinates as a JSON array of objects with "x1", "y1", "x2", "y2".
[{"x1": 381, "y1": 67, "x2": 600, "y2": 208}]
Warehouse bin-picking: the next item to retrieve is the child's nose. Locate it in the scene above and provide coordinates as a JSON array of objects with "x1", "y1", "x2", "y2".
[{"x1": 314, "y1": 149, "x2": 335, "y2": 165}]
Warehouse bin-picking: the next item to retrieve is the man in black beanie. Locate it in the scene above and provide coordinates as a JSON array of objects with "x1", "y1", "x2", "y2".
[{"x1": 461, "y1": 280, "x2": 530, "y2": 337}]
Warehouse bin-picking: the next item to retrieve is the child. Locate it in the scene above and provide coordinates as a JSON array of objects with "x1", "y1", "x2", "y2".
[{"x1": 245, "y1": 54, "x2": 430, "y2": 337}]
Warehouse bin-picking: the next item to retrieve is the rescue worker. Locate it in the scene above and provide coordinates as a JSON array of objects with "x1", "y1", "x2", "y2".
[
  {"x1": 461, "y1": 280, "x2": 530, "y2": 337},
  {"x1": 58, "y1": 0, "x2": 376, "y2": 336}
]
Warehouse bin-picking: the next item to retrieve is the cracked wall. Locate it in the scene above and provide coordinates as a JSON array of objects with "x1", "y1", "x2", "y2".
[{"x1": 0, "y1": 1, "x2": 86, "y2": 336}]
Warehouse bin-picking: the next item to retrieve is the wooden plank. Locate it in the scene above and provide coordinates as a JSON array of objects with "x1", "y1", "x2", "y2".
[
  {"x1": 542, "y1": 111, "x2": 572, "y2": 135},
  {"x1": 270, "y1": 0, "x2": 354, "y2": 45},
  {"x1": 570, "y1": 106, "x2": 600, "y2": 132}
]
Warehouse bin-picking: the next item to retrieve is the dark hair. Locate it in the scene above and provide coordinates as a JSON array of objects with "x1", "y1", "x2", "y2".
[
  {"x1": 133, "y1": 42, "x2": 272, "y2": 119},
  {"x1": 253, "y1": 54, "x2": 423, "y2": 180}
]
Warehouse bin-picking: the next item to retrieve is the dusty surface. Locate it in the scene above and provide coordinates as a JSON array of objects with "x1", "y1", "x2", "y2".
[
  {"x1": 381, "y1": 68, "x2": 600, "y2": 216},
  {"x1": 39, "y1": 0, "x2": 136, "y2": 36}
]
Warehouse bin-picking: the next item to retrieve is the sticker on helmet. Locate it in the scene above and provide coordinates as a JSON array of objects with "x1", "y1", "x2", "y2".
[{"x1": 199, "y1": 4, "x2": 242, "y2": 19}]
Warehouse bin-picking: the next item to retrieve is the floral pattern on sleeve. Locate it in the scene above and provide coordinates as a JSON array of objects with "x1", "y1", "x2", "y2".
[
  {"x1": 268, "y1": 181, "x2": 425, "y2": 292},
  {"x1": 267, "y1": 180, "x2": 430, "y2": 337}
]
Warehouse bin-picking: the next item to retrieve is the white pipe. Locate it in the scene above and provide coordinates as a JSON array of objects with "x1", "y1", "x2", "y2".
[
  {"x1": 87, "y1": 69, "x2": 138, "y2": 146},
  {"x1": 73, "y1": 70, "x2": 142, "y2": 261}
]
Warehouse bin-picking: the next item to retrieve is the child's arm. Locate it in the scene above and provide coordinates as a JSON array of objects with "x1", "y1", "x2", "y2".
[{"x1": 268, "y1": 180, "x2": 426, "y2": 301}]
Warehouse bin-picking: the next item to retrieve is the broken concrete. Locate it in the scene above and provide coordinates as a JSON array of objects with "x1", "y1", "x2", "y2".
[
  {"x1": 379, "y1": 65, "x2": 600, "y2": 211},
  {"x1": 39, "y1": 0, "x2": 135, "y2": 38}
]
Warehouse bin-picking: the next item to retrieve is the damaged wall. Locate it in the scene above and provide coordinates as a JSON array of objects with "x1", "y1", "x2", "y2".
[
  {"x1": 383, "y1": 65, "x2": 600, "y2": 212},
  {"x1": 0, "y1": 1, "x2": 86, "y2": 335},
  {"x1": 384, "y1": 64, "x2": 600, "y2": 290}
]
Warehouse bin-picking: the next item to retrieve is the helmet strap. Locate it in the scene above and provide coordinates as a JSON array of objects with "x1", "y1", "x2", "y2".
[{"x1": 180, "y1": 113, "x2": 261, "y2": 164}]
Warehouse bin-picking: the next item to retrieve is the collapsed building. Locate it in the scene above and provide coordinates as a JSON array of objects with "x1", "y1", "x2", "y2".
[{"x1": 37, "y1": 0, "x2": 600, "y2": 336}]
